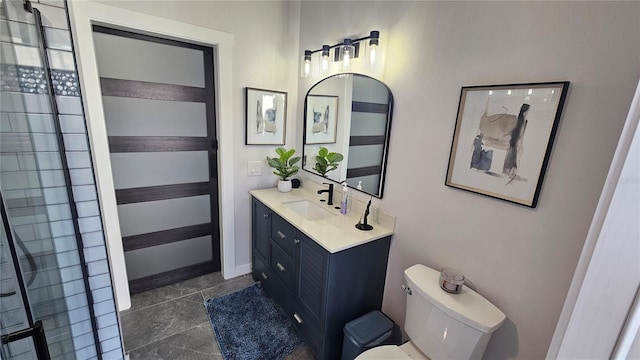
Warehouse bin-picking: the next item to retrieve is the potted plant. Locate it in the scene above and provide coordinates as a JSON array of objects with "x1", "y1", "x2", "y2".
[
  {"x1": 266, "y1": 147, "x2": 301, "y2": 192},
  {"x1": 313, "y1": 146, "x2": 344, "y2": 177}
]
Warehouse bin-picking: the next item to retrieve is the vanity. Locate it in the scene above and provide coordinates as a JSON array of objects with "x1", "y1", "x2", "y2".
[{"x1": 250, "y1": 186, "x2": 394, "y2": 360}]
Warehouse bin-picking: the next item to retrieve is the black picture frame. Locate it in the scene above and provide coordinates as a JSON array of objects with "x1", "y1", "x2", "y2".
[
  {"x1": 445, "y1": 81, "x2": 570, "y2": 208},
  {"x1": 245, "y1": 87, "x2": 287, "y2": 145}
]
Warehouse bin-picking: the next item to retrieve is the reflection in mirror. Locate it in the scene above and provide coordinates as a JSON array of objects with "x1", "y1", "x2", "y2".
[{"x1": 303, "y1": 74, "x2": 393, "y2": 198}]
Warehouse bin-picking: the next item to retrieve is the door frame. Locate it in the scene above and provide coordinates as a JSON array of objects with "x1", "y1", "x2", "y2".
[{"x1": 67, "y1": 1, "x2": 236, "y2": 311}]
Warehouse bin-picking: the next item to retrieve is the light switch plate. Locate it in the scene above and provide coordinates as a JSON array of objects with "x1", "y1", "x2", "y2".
[{"x1": 247, "y1": 161, "x2": 262, "y2": 176}]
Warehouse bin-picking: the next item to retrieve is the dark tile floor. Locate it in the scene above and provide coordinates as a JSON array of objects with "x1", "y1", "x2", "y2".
[{"x1": 120, "y1": 272, "x2": 314, "y2": 360}]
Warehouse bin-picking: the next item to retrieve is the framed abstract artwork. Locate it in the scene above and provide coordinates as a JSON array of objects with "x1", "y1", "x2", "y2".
[
  {"x1": 245, "y1": 87, "x2": 287, "y2": 145},
  {"x1": 305, "y1": 95, "x2": 339, "y2": 144},
  {"x1": 445, "y1": 82, "x2": 570, "y2": 208}
]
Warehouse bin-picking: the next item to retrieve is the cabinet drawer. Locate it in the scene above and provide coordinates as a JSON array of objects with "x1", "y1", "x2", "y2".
[
  {"x1": 270, "y1": 243, "x2": 295, "y2": 291},
  {"x1": 253, "y1": 255, "x2": 270, "y2": 283},
  {"x1": 271, "y1": 214, "x2": 297, "y2": 258},
  {"x1": 256, "y1": 255, "x2": 288, "y2": 311}
]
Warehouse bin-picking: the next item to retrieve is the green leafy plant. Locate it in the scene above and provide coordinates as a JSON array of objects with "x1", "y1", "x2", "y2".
[
  {"x1": 313, "y1": 146, "x2": 343, "y2": 177},
  {"x1": 266, "y1": 147, "x2": 301, "y2": 181}
]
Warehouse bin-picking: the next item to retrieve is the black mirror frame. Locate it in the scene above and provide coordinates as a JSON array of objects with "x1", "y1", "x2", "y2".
[{"x1": 302, "y1": 73, "x2": 394, "y2": 198}]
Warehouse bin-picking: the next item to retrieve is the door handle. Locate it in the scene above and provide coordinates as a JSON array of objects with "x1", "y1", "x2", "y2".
[
  {"x1": 276, "y1": 230, "x2": 286, "y2": 240},
  {"x1": 293, "y1": 313, "x2": 303, "y2": 324},
  {"x1": 261, "y1": 272, "x2": 268, "y2": 280},
  {"x1": 276, "y1": 262, "x2": 286, "y2": 272}
]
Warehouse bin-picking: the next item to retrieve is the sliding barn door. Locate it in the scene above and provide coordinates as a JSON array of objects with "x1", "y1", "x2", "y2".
[{"x1": 92, "y1": 26, "x2": 220, "y2": 293}]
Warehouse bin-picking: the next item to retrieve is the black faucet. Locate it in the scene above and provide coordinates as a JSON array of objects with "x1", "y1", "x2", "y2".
[{"x1": 317, "y1": 183, "x2": 334, "y2": 205}]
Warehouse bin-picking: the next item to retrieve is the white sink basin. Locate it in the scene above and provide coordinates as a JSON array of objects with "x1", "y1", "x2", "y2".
[{"x1": 283, "y1": 200, "x2": 337, "y2": 220}]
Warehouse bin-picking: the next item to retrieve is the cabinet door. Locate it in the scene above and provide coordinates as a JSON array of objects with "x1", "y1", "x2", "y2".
[
  {"x1": 297, "y1": 233, "x2": 328, "y2": 322},
  {"x1": 291, "y1": 299, "x2": 322, "y2": 356},
  {"x1": 252, "y1": 199, "x2": 271, "y2": 262}
]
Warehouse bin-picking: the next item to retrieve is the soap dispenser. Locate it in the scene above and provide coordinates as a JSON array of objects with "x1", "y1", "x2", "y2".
[{"x1": 340, "y1": 182, "x2": 349, "y2": 214}]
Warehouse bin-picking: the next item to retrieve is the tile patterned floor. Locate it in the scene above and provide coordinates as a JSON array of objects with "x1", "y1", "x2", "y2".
[{"x1": 120, "y1": 272, "x2": 314, "y2": 359}]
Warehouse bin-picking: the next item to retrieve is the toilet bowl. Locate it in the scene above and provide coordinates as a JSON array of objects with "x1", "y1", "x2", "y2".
[{"x1": 356, "y1": 264, "x2": 505, "y2": 360}]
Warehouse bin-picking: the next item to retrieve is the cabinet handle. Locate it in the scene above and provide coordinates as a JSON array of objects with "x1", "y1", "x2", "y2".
[
  {"x1": 294, "y1": 239, "x2": 300, "y2": 245},
  {"x1": 263, "y1": 213, "x2": 269, "y2": 218},
  {"x1": 293, "y1": 313, "x2": 304, "y2": 324},
  {"x1": 276, "y1": 230, "x2": 286, "y2": 240},
  {"x1": 276, "y1": 262, "x2": 286, "y2": 272},
  {"x1": 261, "y1": 272, "x2": 268, "y2": 280}
]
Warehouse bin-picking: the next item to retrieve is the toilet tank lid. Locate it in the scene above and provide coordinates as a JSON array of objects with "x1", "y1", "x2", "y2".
[{"x1": 404, "y1": 264, "x2": 506, "y2": 333}]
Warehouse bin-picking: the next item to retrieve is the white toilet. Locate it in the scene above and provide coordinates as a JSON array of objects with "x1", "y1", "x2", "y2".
[{"x1": 356, "y1": 264, "x2": 506, "y2": 359}]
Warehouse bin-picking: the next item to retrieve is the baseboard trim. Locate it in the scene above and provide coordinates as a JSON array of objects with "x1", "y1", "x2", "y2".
[{"x1": 223, "y1": 263, "x2": 251, "y2": 280}]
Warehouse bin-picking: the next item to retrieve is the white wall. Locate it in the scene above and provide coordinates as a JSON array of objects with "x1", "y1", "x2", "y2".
[
  {"x1": 92, "y1": 0, "x2": 302, "y2": 270},
  {"x1": 297, "y1": 1, "x2": 639, "y2": 359}
]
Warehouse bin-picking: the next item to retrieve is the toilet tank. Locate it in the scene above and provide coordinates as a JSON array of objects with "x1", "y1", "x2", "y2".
[{"x1": 403, "y1": 265, "x2": 506, "y2": 359}]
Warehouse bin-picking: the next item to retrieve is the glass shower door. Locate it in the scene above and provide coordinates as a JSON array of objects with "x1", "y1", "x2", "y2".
[
  {"x1": 1, "y1": 0, "x2": 102, "y2": 358},
  {"x1": 1, "y1": 199, "x2": 50, "y2": 359}
]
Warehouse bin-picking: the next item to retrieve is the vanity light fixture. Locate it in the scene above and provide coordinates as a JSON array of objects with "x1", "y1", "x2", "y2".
[{"x1": 301, "y1": 30, "x2": 380, "y2": 77}]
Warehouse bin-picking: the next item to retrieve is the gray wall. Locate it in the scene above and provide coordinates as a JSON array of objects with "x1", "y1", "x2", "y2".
[{"x1": 297, "y1": 1, "x2": 640, "y2": 359}]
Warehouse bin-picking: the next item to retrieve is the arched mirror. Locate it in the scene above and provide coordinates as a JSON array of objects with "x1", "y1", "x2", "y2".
[{"x1": 303, "y1": 73, "x2": 393, "y2": 198}]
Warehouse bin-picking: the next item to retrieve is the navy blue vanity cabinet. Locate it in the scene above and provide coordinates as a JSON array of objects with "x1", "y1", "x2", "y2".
[{"x1": 251, "y1": 197, "x2": 392, "y2": 360}]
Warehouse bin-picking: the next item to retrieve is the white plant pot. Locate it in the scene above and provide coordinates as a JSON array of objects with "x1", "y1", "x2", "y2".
[{"x1": 278, "y1": 180, "x2": 292, "y2": 193}]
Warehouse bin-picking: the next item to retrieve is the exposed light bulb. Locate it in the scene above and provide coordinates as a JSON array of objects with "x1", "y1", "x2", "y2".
[
  {"x1": 369, "y1": 44, "x2": 377, "y2": 65},
  {"x1": 343, "y1": 50, "x2": 351, "y2": 68},
  {"x1": 368, "y1": 31, "x2": 379, "y2": 66},
  {"x1": 321, "y1": 45, "x2": 330, "y2": 72},
  {"x1": 341, "y1": 39, "x2": 354, "y2": 70},
  {"x1": 304, "y1": 60, "x2": 311, "y2": 75},
  {"x1": 301, "y1": 50, "x2": 312, "y2": 78}
]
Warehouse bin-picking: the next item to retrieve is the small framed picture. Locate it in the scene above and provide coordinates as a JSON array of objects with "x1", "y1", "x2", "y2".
[
  {"x1": 445, "y1": 81, "x2": 570, "y2": 208},
  {"x1": 245, "y1": 87, "x2": 287, "y2": 145},
  {"x1": 305, "y1": 95, "x2": 338, "y2": 144}
]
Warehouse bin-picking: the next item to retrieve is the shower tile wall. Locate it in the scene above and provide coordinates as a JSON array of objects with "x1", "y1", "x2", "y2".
[{"x1": 1, "y1": 0, "x2": 123, "y2": 358}]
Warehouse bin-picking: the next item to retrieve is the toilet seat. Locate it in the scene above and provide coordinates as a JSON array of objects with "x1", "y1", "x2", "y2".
[
  {"x1": 356, "y1": 342, "x2": 430, "y2": 360},
  {"x1": 355, "y1": 345, "x2": 411, "y2": 359}
]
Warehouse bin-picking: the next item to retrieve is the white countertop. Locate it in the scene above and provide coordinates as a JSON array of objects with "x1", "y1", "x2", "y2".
[{"x1": 250, "y1": 186, "x2": 395, "y2": 253}]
